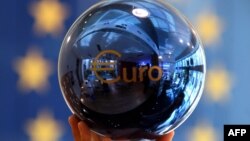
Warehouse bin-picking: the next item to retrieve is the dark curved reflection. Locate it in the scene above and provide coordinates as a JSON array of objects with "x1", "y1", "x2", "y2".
[{"x1": 58, "y1": 0, "x2": 206, "y2": 140}]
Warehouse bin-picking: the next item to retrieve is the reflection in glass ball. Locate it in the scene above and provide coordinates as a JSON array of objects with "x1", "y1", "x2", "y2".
[{"x1": 58, "y1": 0, "x2": 206, "y2": 140}]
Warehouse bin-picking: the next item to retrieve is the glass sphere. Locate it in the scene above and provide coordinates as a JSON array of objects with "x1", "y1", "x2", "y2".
[{"x1": 58, "y1": 0, "x2": 206, "y2": 140}]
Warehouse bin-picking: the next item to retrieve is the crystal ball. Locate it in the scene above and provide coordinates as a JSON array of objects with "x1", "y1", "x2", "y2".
[{"x1": 58, "y1": 0, "x2": 206, "y2": 140}]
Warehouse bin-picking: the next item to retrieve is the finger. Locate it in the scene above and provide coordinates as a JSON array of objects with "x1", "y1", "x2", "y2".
[
  {"x1": 101, "y1": 136, "x2": 112, "y2": 141},
  {"x1": 90, "y1": 131, "x2": 102, "y2": 141},
  {"x1": 156, "y1": 131, "x2": 175, "y2": 141},
  {"x1": 78, "y1": 121, "x2": 91, "y2": 141},
  {"x1": 68, "y1": 115, "x2": 81, "y2": 141}
]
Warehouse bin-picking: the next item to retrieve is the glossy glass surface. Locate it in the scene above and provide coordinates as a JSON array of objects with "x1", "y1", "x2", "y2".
[{"x1": 58, "y1": 0, "x2": 206, "y2": 139}]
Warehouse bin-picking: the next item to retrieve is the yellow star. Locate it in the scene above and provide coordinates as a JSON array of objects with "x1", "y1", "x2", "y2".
[
  {"x1": 195, "y1": 12, "x2": 223, "y2": 46},
  {"x1": 30, "y1": 0, "x2": 68, "y2": 36},
  {"x1": 205, "y1": 66, "x2": 232, "y2": 102},
  {"x1": 14, "y1": 48, "x2": 52, "y2": 93},
  {"x1": 26, "y1": 110, "x2": 64, "y2": 141},
  {"x1": 188, "y1": 122, "x2": 217, "y2": 141}
]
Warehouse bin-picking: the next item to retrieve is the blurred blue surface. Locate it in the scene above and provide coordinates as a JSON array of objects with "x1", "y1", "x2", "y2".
[{"x1": 1, "y1": 0, "x2": 250, "y2": 141}]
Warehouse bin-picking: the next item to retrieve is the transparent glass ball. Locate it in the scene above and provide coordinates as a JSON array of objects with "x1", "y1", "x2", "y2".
[{"x1": 58, "y1": 0, "x2": 206, "y2": 140}]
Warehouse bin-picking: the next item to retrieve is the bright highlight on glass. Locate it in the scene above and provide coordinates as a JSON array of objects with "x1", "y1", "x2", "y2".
[{"x1": 132, "y1": 8, "x2": 150, "y2": 18}]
